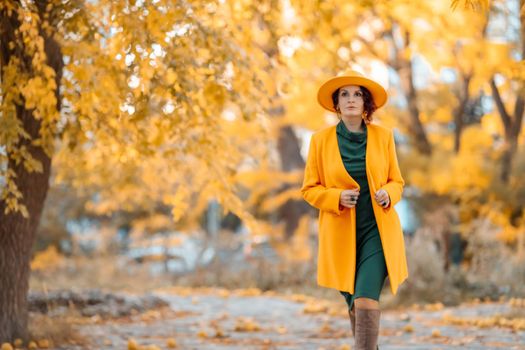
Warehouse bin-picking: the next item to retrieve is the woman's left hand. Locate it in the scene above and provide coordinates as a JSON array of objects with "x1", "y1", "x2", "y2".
[{"x1": 374, "y1": 189, "x2": 390, "y2": 208}]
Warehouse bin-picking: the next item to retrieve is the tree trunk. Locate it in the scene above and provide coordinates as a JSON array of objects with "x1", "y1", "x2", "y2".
[
  {"x1": 490, "y1": 78, "x2": 524, "y2": 183},
  {"x1": 453, "y1": 74, "x2": 472, "y2": 153},
  {"x1": 398, "y1": 60, "x2": 432, "y2": 156},
  {"x1": 500, "y1": 138, "x2": 517, "y2": 183},
  {"x1": 0, "y1": 3, "x2": 63, "y2": 342},
  {"x1": 276, "y1": 125, "x2": 310, "y2": 239},
  {"x1": 257, "y1": 10, "x2": 310, "y2": 239},
  {"x1": 492, "y1": 0, "x2": 525, "y2": 182},
  {"x1": 390, "y1": 28, "x2": 432, "y2": 156}
]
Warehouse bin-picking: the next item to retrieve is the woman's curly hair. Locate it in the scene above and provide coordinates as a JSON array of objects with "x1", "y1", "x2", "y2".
[{"x1": 331, "y1": 86, "x2": 377, "y2": 124}]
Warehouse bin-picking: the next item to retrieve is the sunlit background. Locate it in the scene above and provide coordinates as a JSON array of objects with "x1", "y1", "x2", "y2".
[
  {"x1": 17, "y1": 0, "x2": 525, "y2": 300},
  {"x1": 1, "y1": 0, "x2": 524, "y2": 347}
]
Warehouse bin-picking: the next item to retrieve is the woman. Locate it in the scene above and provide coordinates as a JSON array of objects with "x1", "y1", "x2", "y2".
[{"x1": 301, "y1": 70, "x2": 408, "y2": 350}]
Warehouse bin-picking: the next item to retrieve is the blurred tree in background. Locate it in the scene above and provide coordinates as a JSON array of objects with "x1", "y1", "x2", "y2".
[{"x1": 0, "y1": 0, "x2": 269, "y2": 341}]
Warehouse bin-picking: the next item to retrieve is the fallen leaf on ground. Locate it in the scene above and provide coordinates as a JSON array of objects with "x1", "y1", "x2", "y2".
[
  {"x1": 37, "y1": 339, "x2": 50, "y2": 348},
  {"x1": 234, "y1": 317, "x2": 261, "y2": 331},
  {"x1": 128, "y1": 338, "x2": 139, "y2": 350},
  {"x1": 303, "y1": 301, "x2": 329, "y2": 314},
  {"x1": 166, "y1": 338, "x2": 177, "y2": 348},
  {"x1": 276, "y1": 325, "x2": 287, "y2": 334}
]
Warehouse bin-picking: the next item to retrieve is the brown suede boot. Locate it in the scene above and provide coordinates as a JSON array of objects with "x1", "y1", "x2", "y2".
[
  {"x1": 354, "y1": 308, "x2": 381, "y2": 350},
  {"x1": 348, "y1": 308, "x2": 356, "y2": 337}
]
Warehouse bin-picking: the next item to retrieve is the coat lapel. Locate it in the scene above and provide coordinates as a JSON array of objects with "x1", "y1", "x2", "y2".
[
  {"x1": 329, "y1": 126, "x2": 360, "y2": 189},
  {"x1": 365, "y1": 124, "x2": 378, "y2": 195}
]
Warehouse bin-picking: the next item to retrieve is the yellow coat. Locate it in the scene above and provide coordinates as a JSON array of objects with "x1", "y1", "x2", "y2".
[{"x1": 301, "y1": 122, "x2": 408, "y2": 295}]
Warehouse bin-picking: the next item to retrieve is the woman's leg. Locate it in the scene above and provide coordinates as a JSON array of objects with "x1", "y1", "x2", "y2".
[
  {"x1": 353, "y1": 248, "x2": 387, "y2": 350},
  {"x1": 354, "y1": 297, "x2": 379, "y2": 309},
  {"x1": 355, "y1": 298, "x2": 381, "y2": 350}
]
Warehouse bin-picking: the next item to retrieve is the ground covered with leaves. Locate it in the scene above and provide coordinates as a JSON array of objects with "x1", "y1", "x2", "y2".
[{"x1": 14, "y1": 287, "x2": 524, "y2": 350}]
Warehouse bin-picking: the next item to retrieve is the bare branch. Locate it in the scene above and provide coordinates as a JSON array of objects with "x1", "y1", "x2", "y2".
[
  {"x1": 489, "y1": 77, "x2": 512, "y2": 133},
  {"x1": 513, "y1": 94, "x2": 524, "y2": 138}
]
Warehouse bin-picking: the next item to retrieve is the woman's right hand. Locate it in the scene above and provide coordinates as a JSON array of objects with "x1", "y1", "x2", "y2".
[{"x1": 339, "y1": 189, "x2": 360, "y2": 209}]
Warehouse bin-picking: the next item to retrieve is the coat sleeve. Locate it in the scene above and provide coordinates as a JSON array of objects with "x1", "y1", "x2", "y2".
[
  {"x1": 380, "y1": 130, "x2": 405, "y2": 208},
  {"x1": 301, "y1": 135, "x2": 344, "y2": 215}
]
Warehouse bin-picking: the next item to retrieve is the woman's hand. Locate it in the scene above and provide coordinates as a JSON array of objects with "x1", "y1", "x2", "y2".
[
  {"x1": 340, "y1": 189, "x2": 360, "y2": 209},
  {"x1": 374, "y1": 189, "x2": 390, "y2": 208}
]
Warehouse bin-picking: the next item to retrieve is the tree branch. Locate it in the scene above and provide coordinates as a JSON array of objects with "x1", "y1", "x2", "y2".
[
  {"x1": 489, "y1": 77, "x2": 511, "y2": 133},
  {"x1": 513, "y1": 94, "x2": 524, "y2": 138}
]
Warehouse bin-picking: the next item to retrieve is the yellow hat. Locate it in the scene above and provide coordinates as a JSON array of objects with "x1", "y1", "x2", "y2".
[{"x1": 317, "y1": 70, "x2": 388, "y2": 112}]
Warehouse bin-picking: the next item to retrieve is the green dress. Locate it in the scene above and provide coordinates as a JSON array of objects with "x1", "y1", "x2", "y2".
[{"x1": 336, "y1": 120, "x2": 388, "y2": 311}]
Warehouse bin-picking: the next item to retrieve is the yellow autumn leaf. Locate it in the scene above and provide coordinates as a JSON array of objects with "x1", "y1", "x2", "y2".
[{"x1": 166, "y1": 338, "x2": 177, "y2": 348}]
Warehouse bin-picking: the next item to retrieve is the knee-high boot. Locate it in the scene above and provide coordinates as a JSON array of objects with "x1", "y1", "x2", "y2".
[{"x1": 354, "y1": 308, "x2": 381, "y2": 350}]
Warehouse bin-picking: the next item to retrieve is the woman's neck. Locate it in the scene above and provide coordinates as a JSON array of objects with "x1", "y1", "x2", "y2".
[{"x1": 341, "y1": 117, "x2": 364, "y2": 132}]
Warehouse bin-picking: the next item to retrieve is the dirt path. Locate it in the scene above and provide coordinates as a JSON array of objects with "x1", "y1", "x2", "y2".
[{"x1": 70, "y1": 288, "x2": 524, "y2": 349}]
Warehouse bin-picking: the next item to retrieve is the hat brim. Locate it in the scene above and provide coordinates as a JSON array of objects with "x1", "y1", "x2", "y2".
[{"x1": 317, "y1": 76, "x2": 388, "y2": 112}]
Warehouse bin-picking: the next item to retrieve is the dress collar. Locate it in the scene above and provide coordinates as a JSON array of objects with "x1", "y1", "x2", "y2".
[{"x1": 336, "y1": 119, "x2": 367, "y2": 142}]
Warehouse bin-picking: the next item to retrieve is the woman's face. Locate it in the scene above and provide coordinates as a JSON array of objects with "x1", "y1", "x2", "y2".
[{"x1": 337, "y1": 85, "x2": 364, "y2": 118}]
